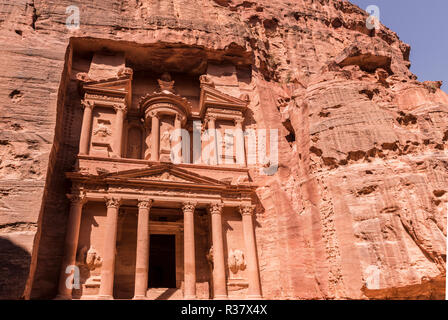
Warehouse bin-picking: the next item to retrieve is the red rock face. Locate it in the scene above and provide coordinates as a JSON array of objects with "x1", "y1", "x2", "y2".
[{"x1": 0, "y1": 0, "x2": 446, "y2": 299}]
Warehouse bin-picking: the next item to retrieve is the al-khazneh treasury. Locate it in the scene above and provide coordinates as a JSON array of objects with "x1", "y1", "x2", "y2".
[{"x1": 0, "y1": 0, "x2": 446, "y2": 300}]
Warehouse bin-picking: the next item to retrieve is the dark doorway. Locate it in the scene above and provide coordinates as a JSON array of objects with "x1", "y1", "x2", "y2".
[{"x1": 148, "y1": 234, "x2": 176, "y2": 288}]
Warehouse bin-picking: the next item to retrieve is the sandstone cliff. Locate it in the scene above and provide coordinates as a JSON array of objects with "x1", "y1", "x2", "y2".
[{"x1": 0, "y1": 0, "x2": 446, "y2": 299}]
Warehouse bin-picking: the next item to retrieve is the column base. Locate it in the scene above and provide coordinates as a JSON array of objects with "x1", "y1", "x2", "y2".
[
  {"x1": 213, "y1": 295, "x2": 228, "y2": 300},
  {"x1": 97, "y1": 295, "x2": 114, "y2": 300},
  {"x1": 132, "y1": 295, "x2": 147, "y2": 300},
  {"x1": 184, "y1": 295, "x2": 197, "y2": 300},
  {"x1": 246, "y1": 295, "x2": 263, "y2": 300},
  {"x1": 54, "y1": 294, "x2": 72, "y2": 300}
]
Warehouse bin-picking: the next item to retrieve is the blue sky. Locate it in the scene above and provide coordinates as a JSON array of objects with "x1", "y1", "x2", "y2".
[{"x1": 349, "y1": 0, "x2": 447, "y2": 92}]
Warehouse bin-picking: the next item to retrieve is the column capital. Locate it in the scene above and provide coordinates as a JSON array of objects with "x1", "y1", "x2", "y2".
[
  {"x1": 205, "y1": 114, "x2": 217, "y2": 125},
  {"x1": 149, "y1": 111, "x2": 160, "y2": 119},
  {"x1": 67, "y1": 192, "x2": 87, "y2": 205},
  {"x1": 175, "y1": 113, "x2": 183, "y2": 122},
  {"x1": 113, "y1": 103, "x2": 127, "y2": 114},
  {"x1": 105, "y1": 197, "x2": 122, "y2": 209},
  {"x1": 209, "y1": 202, "x2": 224, "y2": 215},
  {"x1": 81, "y1": 100, "x2": 94, "y2": 110},
  {"x1": 182, "y1": 201, "x2": 197, "y2": 213},
  {"x1": 138, "y1": 199, "x2": 153, "y2": 210},
  {"x1": 239, "y1": 205, "x2": 255, "y2": 217}
]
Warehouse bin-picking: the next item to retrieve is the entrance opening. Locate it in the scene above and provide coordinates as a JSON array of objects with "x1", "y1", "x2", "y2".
[{"x1": 148, "y1": 234, "x2": 176, "y2": 288}]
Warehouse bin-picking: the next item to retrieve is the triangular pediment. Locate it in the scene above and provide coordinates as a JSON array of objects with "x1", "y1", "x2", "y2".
[
  {"x1": 199, "y1": 85, "x2": 247, "y2": 116},
  {"x1": 83, "y1": 78, "x2": 131, "y2": 94},
  {"x1": 105, "y1": 164, "x2": 230, "y2": 186}
]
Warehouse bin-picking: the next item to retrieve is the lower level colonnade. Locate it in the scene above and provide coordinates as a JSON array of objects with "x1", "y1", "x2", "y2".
[{"x1": 56, "y1": 194, "x2": 262, "y2": 300}]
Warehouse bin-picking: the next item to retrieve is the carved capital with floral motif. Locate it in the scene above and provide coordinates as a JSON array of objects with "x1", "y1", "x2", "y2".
[
  {"x1": 105, "y1": 197, "x2": 122, "y2": 209},
  {"x1": 209, "y1": 203, "x2": 224, "y2": 216},
  {"x1": 182, "y1": 201, "x2": 197, "y2": 214},
  {"x1": 138, "y1": 199, "x2": 153, "y2": 210},
  {"x1": 239, "y1": 205, "x2": 255, "y2": 217},
  {"x1": 67, "y1": 191, "x2": 87, "y2": 205},
  {"x1": 113, "y1": 103, "x2": 127, "y2": 115},
  {"x1": 81, "y1": 100, "x2": 94, "y2": 110}
]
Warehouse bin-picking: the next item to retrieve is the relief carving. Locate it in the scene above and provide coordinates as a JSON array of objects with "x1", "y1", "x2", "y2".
[
  {"x1": 160, "y1": 129, "x2": 172, "y2": 153},
  {"x1": 228, "y1": 249, "x2": 246, "y2": 276},
  {"x1": 200, "y1": 75, "x2": 215, "y2": 87},
  {"x1": 93, "y1": 122, "x2": 112, "y2": 138},
  {"x1": 158, "y1": 72, "x2": 175, "y2": 93},
  {"x1": 77, "y1": 246, "x2": 103, "y2": 271}
]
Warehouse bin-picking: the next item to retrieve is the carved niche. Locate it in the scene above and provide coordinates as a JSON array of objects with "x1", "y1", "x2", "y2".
[{"x1": 126, "y1": 126, "x2": 144, "y2": 159}]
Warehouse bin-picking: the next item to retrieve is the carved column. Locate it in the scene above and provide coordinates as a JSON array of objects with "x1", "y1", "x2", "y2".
[
  {"x1": 79, "y1": 100, "x2": 94, "y2": 155},
  {"x1": 210, "y1": 203, "x2": 227, "y2": 299},
  {"x1": 144, "y1": 122, "x2": 152, "y2": 160},
  {"x1": 113, "y1": 104, "x2": 127, "y2": 158},
  {"x1": 235, "y1": 118, "x2": 246, "y2": 166},
  {"x1": 150, "y1": 112, "x2": 160, "y2": 161},
  {"x1": 173, "y1": 114, "x2": 182, "y2": 163},
  {"x1": 240, "y1": 205, "x2": 262, "y2": 299},
  {"x1": 133, "y1": 199, "x2": 153, "y2": 299},
  {"x1": 98, "y1": 197, "x2": 121, "y2": 300},
  {"x1": 55, "y1": 192, "x2": 87, "y2": 299},
  {"x1": 206, "y1": 115, "x2": 218, "y2": 165},
  {"x1": 182, "y1": 201, "x2": 197, "y2": 299}
]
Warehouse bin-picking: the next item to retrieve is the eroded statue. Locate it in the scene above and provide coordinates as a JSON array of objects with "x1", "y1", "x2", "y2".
[{"x1": 228, "y1": 249, "x2": 246, "y2": 275}]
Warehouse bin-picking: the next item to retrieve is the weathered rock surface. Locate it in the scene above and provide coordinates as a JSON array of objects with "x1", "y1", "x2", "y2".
[{"x1": 0, "y1": 0, "x2": 446, "y2": 299}]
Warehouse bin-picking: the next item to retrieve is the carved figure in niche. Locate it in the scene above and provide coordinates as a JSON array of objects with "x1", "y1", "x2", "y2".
[
  {"x1": 157, "y1": 72, "x2": 175, "y2": 93},
  {"x1": 117, "y1": 67, "x2": 133, "y2": 78},
  {"x1": 76, "y1": 72, "x2": 91, "y2": 83},
  {"x1": 93, "y1": 122, "x2": 112, "y2": 138},
  {"x1": 77, "y1": 246, "x2": 103, "y2": 270},
  {"x1": 228, "y1": 249, "x2": 246, "y2": 276},
  {"x1": 160, "y1": 129, "x2": 172, "y2": 153},
  {"x1": 199, "y1": 74, "x2": 215, "y2": 87},
  {"x1": 206, "y1": 246, "x2": 214, "y2": 267}
]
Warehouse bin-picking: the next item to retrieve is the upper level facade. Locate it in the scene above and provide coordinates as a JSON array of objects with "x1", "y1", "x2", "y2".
[{"x1": 74, "y1": 52, "x2": 252, "y2": 178}]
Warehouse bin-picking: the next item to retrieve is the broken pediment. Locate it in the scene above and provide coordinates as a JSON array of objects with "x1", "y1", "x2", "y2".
[
  {"x1": 77, "y1": 67, "x2": 133, "y2": 107},
  {"x1": 198, "y1": 83, "x2": 248, "y2": 119}
]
